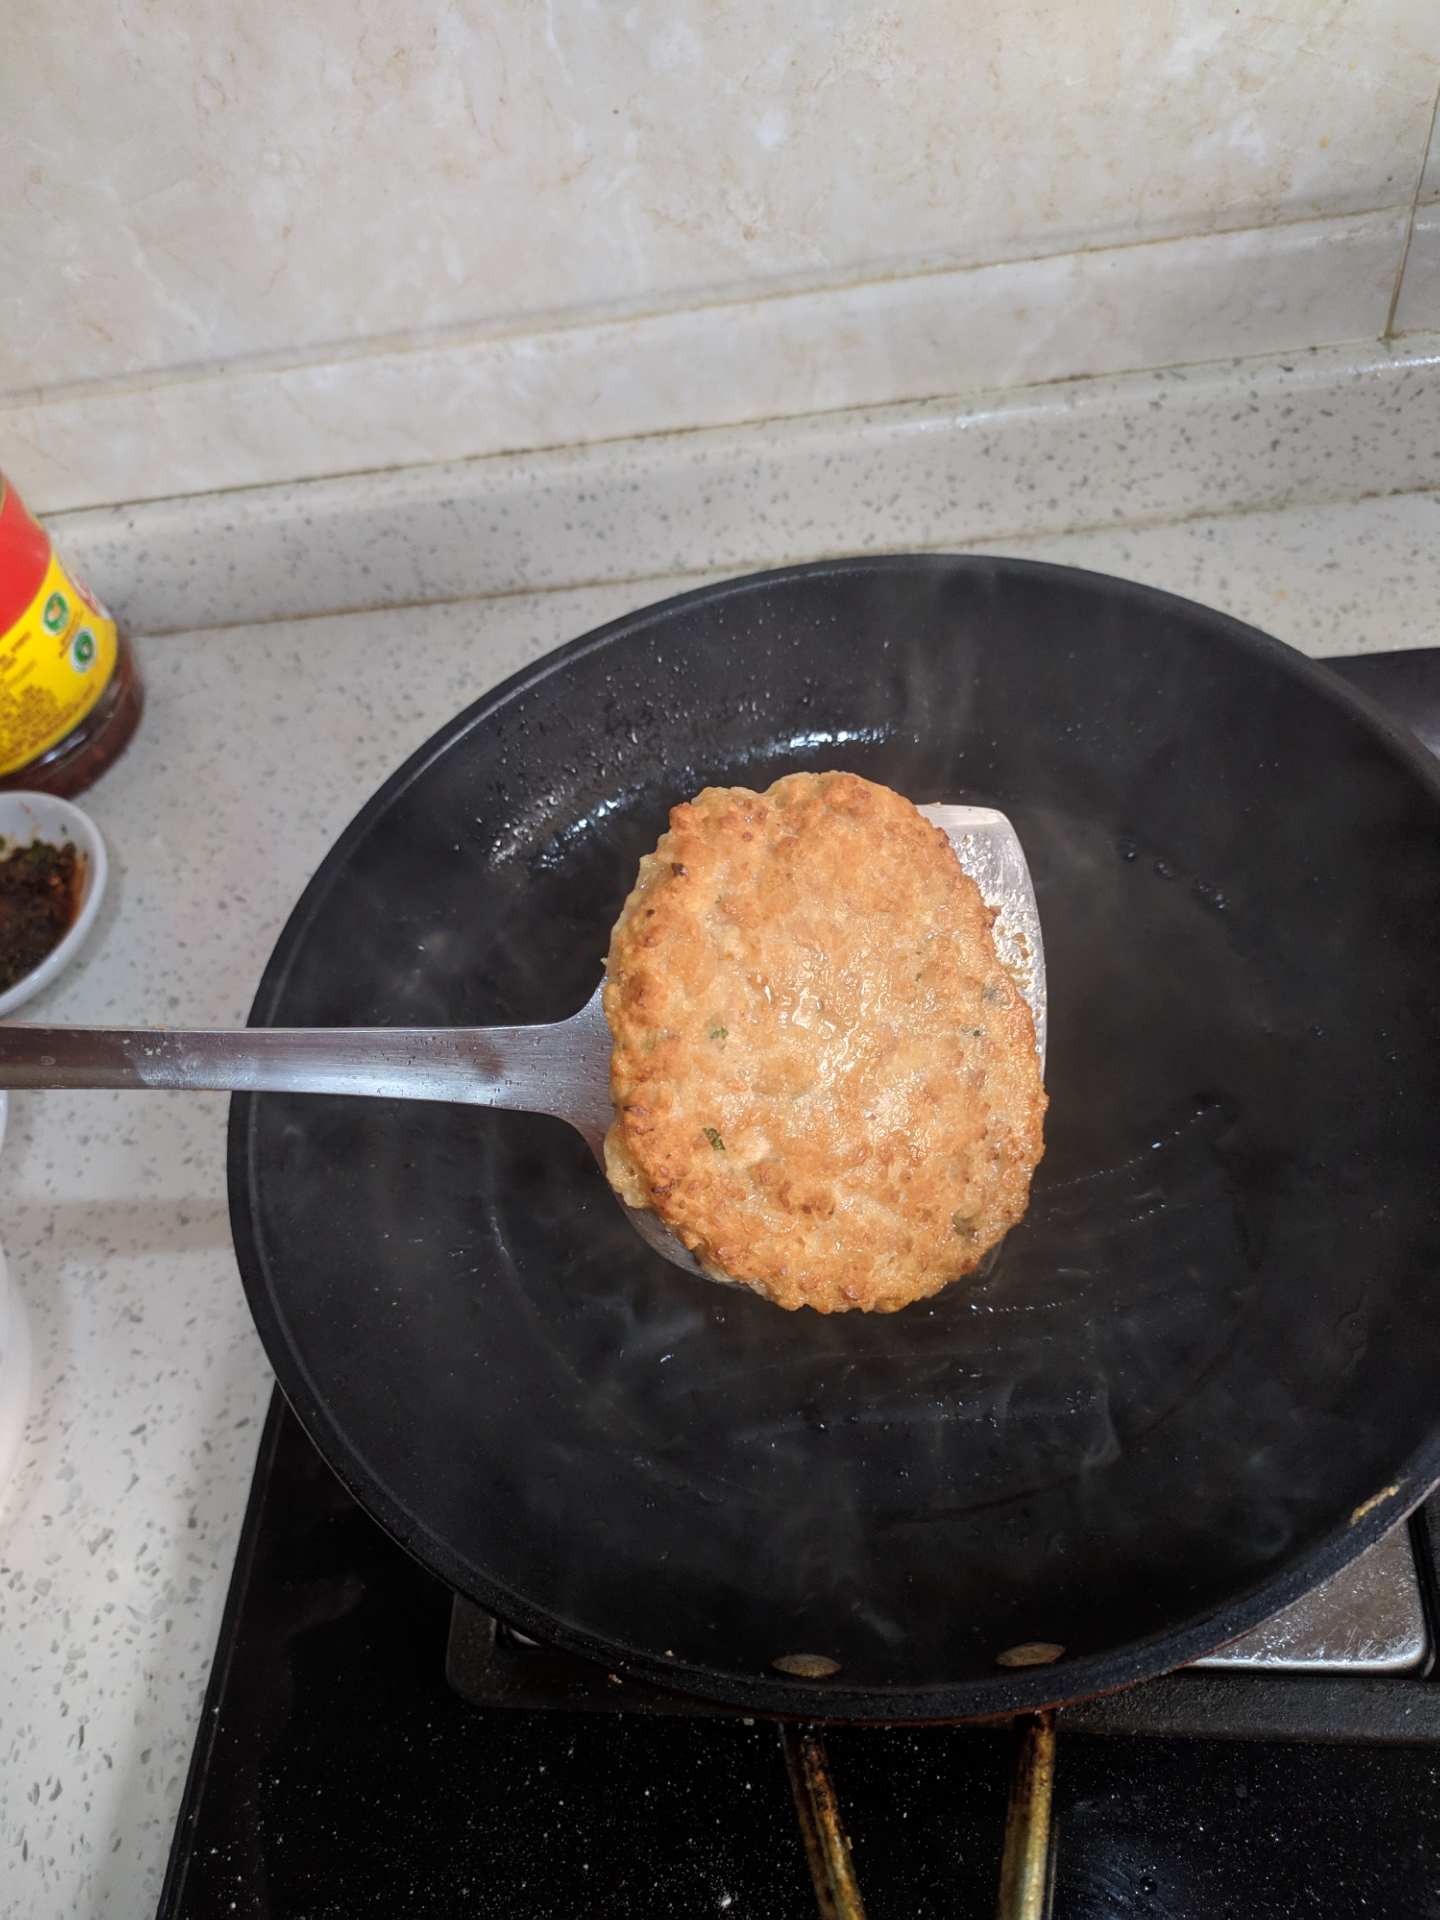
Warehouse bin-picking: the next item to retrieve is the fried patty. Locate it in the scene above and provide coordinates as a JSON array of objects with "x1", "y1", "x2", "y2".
[{"x1": 603, "y1": 771, "x2": 1046, "y2": 1313}]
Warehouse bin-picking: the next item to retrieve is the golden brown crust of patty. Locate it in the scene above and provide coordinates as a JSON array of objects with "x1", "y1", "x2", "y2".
[{"x1": 603, "y1": 771, "x2": 1046, "y2": 1313}]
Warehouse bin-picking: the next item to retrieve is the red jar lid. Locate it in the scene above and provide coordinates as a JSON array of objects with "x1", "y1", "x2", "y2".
[{"x1": 0, "y1": 477, "x2": 53, "y2": 633}]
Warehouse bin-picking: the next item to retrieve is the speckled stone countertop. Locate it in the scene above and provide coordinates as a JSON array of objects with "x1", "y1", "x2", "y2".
[{"x1": 0, "y1": 483, "x2": 1437, "y2": 1916}]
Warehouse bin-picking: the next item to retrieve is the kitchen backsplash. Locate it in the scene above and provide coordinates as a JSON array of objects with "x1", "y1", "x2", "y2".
[{"x1": 4, "y1": 0, "x2": 1440, "y2": 514}]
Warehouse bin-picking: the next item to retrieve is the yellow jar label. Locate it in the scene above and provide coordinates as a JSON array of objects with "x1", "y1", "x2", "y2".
[{"x1": 0, "y1": 553, "x2": 118, "y2": 778}]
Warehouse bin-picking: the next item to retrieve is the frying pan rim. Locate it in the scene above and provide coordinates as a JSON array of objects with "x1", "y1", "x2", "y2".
[{"x1": 227, "y1": 551, "x2": 1440, "y2": 1721}]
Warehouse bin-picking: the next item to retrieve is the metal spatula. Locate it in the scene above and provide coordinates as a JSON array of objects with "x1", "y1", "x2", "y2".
[{"x1": 0, "y1": 805, "x2": 1044, "y2": 1275}]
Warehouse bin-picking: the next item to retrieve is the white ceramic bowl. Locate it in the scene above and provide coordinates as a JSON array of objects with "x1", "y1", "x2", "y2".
[{"x1": 0, "y1": 791, "x2": 108, "y2": 1018}]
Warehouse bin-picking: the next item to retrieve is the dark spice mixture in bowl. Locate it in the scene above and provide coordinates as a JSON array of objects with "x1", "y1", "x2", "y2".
[
  {"x1": 0, "y1": 791, "x2": 107, "y2": 1016},
  {"x1": 0, "y1": 838, "x2": 82, "y2": 992}
]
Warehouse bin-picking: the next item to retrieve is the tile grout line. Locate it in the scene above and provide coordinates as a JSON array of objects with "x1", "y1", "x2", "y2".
[
  {"x1": 1385, "y1": 75, "x2": 1440, "y2": 339},
  {"x1": 39, "y1": 332, "x2": 1440, "y2": 534},
  {"x1": 4, "y1": 201, "x2": 1424, "y2": 422},
  {"x1": 8, "y1": 211, "x2": 1427, "y2": 518}
]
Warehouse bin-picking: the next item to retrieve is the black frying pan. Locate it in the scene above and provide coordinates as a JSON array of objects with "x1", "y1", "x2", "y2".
[{"x1": 229, "y1": 556, "x2": 1440, "y2": 1722}]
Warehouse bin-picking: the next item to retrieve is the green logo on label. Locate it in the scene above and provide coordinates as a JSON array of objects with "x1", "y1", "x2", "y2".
[
  {"x1": 70, "y1": 628, "x2": 97, "y2": 672},
  {"x1": 43, "y1": 591, "x2": 69, "y2": 635}
]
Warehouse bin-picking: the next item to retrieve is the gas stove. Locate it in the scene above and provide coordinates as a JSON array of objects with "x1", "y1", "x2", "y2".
[{"x1": 157, "y1": 648, "x2": 1440, "y2": 1920}]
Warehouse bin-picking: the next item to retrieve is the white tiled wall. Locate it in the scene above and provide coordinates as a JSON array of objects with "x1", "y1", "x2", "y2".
[{"x1": 3, "y1": 1, "x2": 1440, "y2": 513}]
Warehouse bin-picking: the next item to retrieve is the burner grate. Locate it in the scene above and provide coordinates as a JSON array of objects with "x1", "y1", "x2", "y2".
[{"x1": 160, "y1": 1392, "x2": 1440, "y2": 1920}]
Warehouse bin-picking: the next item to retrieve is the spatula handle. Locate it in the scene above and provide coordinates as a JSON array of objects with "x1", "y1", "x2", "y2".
[{"x1": 0, "y1": 987, "x2": 614, "y2": 1141}]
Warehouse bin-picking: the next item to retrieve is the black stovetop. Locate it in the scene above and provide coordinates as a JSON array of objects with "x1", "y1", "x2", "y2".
[{"x1": 158, "y1": 649, "x2": 1440, "y2": 1920}]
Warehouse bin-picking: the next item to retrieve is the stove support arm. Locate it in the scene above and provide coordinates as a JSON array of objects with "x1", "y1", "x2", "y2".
[
  {"x1": 779, "y1": 1723, "x2": 868, "y2": 1920},
  {"x1": 996, "y1": 1709, "x2": 1057, "y2": 1920}
]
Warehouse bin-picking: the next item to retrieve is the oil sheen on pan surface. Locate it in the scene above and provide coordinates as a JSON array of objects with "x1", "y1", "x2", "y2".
[{"x1": 228, "y1": 556, "x2": 1440, "y2": 1722}]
